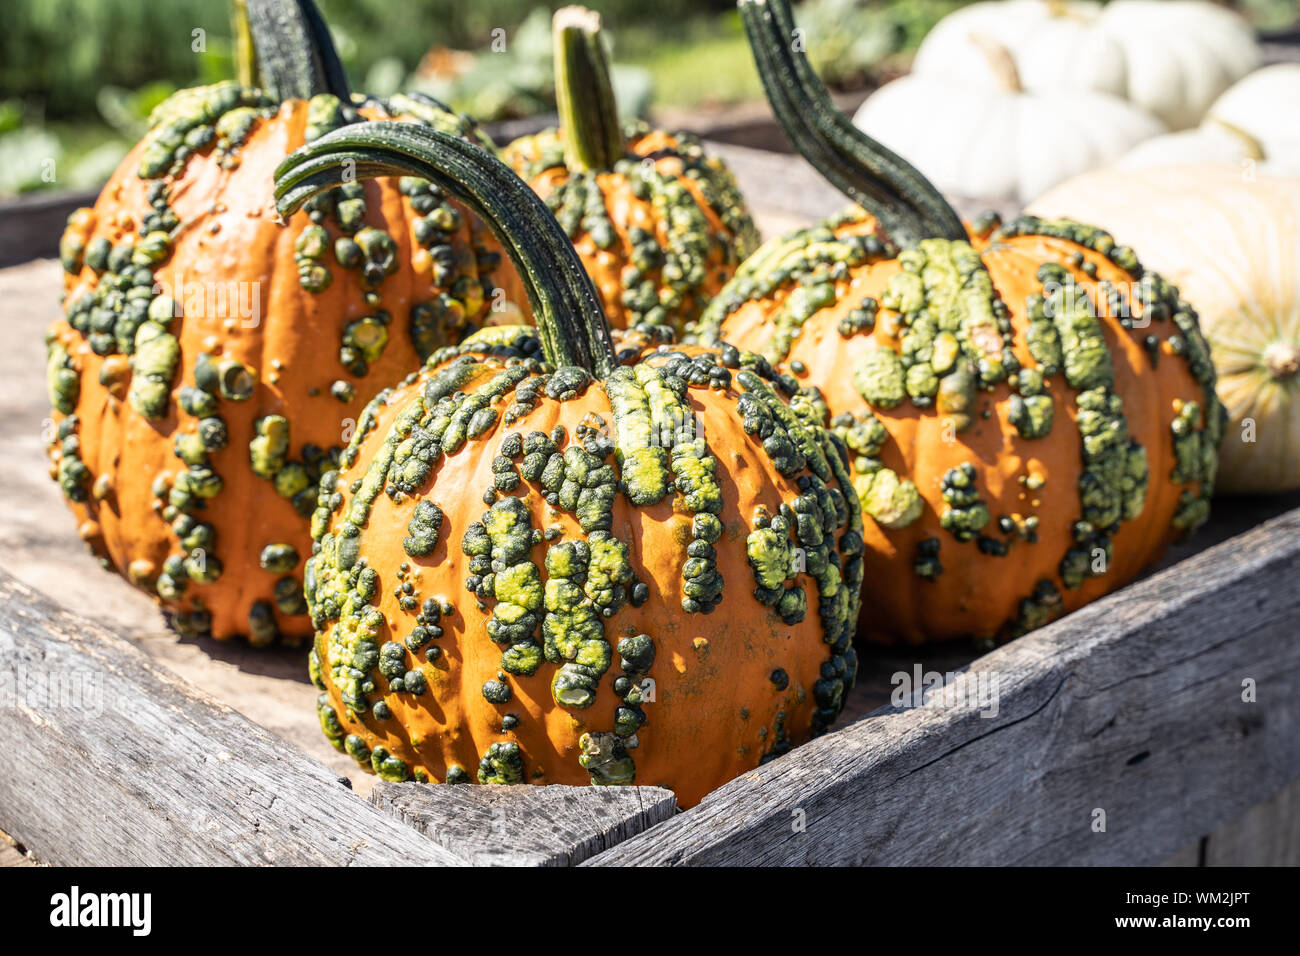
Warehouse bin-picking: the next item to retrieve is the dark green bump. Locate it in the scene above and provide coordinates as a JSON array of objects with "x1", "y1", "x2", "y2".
[
  {"x1": 259, "y1": 542, "x2": 300, "y2": 573},
  {"x1": 403, "y1": 500, "x2": 444, "y2": 557},
  {"x1": 478, "y1": 741, "x2": 524, "y2": 784},
  {"x1": 248, "y1": 601, "x2": 278, "y2": 647}
]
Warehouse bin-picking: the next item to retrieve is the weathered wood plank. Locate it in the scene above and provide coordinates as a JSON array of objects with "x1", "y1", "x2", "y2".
[
  {"x1": 371, "y1": 782, "x2": 677, "y2": 866},
  {"x1": 587, "y1": 507, "x2": 1300, "y2": 866},
  {"x1": 1158, "y1": 773, "x2": 1300, "y2": 866},
  {"x1": 1159, "y1": 839, "x2": 1203, "y2": 867},
  {"x1": 0, "y1": 572, "x2": 468, "y2": 866},
  {"x1": 1203, "y1": 777, "x2": 1300, "y2": 867}
]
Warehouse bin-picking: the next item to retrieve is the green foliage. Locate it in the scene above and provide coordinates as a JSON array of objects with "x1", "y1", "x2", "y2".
[
  {"x1": 0, "y1": 126, "x2": 60, "y2": 196},
  {"x1": 620, "y1": 14, "x2": 762, "y2": 109},
  {"x1": 405, "y1": 7, "x2": 557, "y2": 120},
  {"x1": 1, "y1": 0, "x2": 228, "y2": 117},
  {"x1": 800, "y1": 0, "x2": 968, "y2": 86},
  {"x1": 97, "y1": 82, "x2": 180, "y2": 139},
  {"x1": 0, "y1": 99, "x2": 130, "y2": 198},
  {"x1": 1238, "y1": 0, "x2": 1300, "y2": 31},
  {"x1": 397, "y1": 8, "x2": 651, "y2": 123},
  {"x1": 2, "y1": 0, "x2": 1291, "y2": 195}
]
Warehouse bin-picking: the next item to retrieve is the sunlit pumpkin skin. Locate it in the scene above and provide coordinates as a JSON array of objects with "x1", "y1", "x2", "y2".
[
  {"x1": 45, "y1": 32, "x2": 517, "y2": 644},
  {"x1": 499, "y1": 8, "x2": 759, "y2": 335},
  {"x1": 703, "y1": 0, "x2": 1224, "y2": 646},
  {"x1": 696, "y1": 207, "x2": 1224, "y2": 644},
  {"x1": 274, "y1": 122, "x2": 862, "y2": 807}
]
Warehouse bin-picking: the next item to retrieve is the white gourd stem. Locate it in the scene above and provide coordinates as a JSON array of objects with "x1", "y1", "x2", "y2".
[
  {"x1": 1204, "y1": 118, "x2": 1265, "y2": 161},
  {"x1": 1265, "y1": 342, "x2": 1300, "y2": 382},
  {"x1": 967, "y1": 32, "x2": 1022, "y2": 94}
]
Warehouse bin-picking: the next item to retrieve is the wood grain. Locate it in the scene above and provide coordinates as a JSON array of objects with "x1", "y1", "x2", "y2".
[
  {"x1": 371, "y1": 782, "x2": 677, "y2": 866},
  {"x1": 587, "y1": 507, "x2": 1300, "y2": 866},
  {"x1": 0, "y1": 572, "x2": 468, "y2": 866},
  {"x1": 1203, "y1": 777, "x2": 1300, "y2": 867},
  {"x1": 0, "y1": 844, "x2": 36, "y2": 867}
]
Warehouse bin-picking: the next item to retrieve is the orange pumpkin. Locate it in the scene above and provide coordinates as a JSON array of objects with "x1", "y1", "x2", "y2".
[
  {"x1": 275, "y1": 122, "x2": 863, "y2": 806},
  {"x1": 499, "y1": 6, "x2": 759, "y2": 334},
  {"x1": 693, "y1": 0, "x2": 1224, "y2": 645},
  {"x1": 45, "y1": 0, "x2": 518, "y2": 644}
]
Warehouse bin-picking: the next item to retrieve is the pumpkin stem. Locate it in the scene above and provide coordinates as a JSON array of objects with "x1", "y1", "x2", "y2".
[
  {"x1": 231, "y1": 0, "x2": 260, "y2": 88},
  {"x1": 1205, "y1": 118, "x2": 1265, "y2": 161},
  {"x1": 553, "y1": 6, "x2": 625, "y2": 173},
  {"x1": 246, "y1": 0, "x2": 351, "y2": 102},
  {"x1": 967, "y1": 32, "x2": 1022, "y2": 94},
  {"x1": 1264, "y1": 342, "x2": 1300, "y2": 382},
  {"x1": 273, "y1": 122, "x2": 616, "y2": 377},
  {"x1": 737, "y1": 0, "x2": 966, "y2": 246}
]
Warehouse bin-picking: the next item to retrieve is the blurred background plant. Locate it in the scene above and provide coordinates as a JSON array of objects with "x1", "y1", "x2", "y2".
[{"x1": 1, "y1": 0, "x2": 1295, "y2": 198}]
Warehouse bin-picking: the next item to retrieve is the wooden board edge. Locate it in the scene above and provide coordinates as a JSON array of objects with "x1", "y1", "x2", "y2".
[{"x1": 370, "y1": 781, "x2": 678, "y2": 866}]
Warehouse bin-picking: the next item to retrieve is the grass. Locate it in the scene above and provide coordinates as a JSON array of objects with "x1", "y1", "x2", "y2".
[{"x1": 617, "y1": 14, "x2": 763, "y2": 110}]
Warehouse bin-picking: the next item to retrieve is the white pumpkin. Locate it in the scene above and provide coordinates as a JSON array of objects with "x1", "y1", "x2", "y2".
[
  {"x1": 853, "y1": 51, "x2": 1164, "y2": 203},
  {"x1": 1119, "y1": 64, "x2": 1300, "y2": 176},
  {"x1": 1030, "y1": 165, "x2": 1300, "y2": 494},
  {"x1": 911, "y1": 1, "x2": 1261, "y2": 130}
]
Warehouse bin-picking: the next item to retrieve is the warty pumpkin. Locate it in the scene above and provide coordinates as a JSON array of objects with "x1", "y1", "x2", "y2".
[
  {"x1": 1030, "y1": 164, "x2": 1300, "y2": 494},
  {"x1": 500, "y1": 6, "x2": 759, "y2": 335},
  {"x1": 693, "y1": 0, "x2": 1224, "y2": 646},
  {"x1": 45, "y1": 0, "x2": 519, "y2": 644},
  {"x1": 274, "y1": 121, "x2": 863, "y2": 806}
]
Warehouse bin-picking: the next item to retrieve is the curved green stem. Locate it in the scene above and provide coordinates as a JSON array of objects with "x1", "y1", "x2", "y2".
[
  {"x1": 273, "y1": 123, "x2": 616, "y2": 377},
  {"x1": 246, "y1": 0, "x2": 351, "y2": 102},
  {"x1": 738, "y1": 0, "x2": 965, "y2": 245},
  {"x1": 553, "y1": 6, "x2": 625, "y2": 172}
]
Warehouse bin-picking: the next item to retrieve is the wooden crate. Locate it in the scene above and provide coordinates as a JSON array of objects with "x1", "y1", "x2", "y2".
[{"x1": 2, "y1": 146, "x2": 1297, "y2": 867}]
